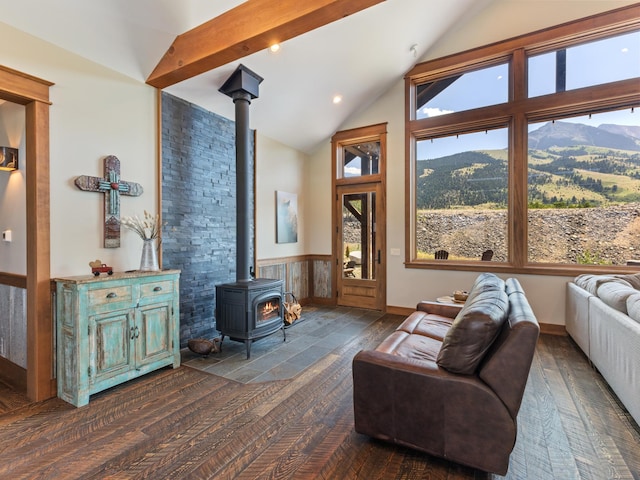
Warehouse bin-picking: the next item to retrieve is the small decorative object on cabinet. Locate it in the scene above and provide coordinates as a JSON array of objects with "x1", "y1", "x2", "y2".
[
  {"x1": 89, "y1": 259, "x2": 113, "y2": 276},
  {"x1": 55, "y1": 270, "x2": 180, "y2": 407}
]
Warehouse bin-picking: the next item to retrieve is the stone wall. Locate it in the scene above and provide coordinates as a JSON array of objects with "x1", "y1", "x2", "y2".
[{"x1": 161, "y1": 93, "x2": 254, "y2": 345}]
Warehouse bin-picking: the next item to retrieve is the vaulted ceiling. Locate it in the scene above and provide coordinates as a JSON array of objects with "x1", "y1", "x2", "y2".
[
  {"x1": 1, "y1": 0, "x2": 501, "y2": 153},
  {"x1": 0, "y1": 0, "x2": 562, "y2": 154}
]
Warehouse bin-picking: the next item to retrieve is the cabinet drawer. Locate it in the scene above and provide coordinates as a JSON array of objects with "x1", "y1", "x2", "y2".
[
  {"x1": 88, "y1": 285, "x2": 134, "y2": 310},
  {"x1": 140, "y1": 280, "x2": 174, "y2": 301}
]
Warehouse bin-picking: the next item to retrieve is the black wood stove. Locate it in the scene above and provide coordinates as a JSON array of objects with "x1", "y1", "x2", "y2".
[
  {"x1": 215, "y1": 278, "x2": 284, "y2": 359},
  {"x1": 215, "y1": 65, "x2": 285, "y2": 359}
]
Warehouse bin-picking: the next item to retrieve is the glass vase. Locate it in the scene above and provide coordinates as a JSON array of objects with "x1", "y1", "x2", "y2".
[{"x1": 140, "y1": 238, "x2": 159, "y2": 271}]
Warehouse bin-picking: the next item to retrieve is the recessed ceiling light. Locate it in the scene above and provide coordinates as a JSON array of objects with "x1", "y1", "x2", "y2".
[
  {"x1": 333, "y1": 95, "x2": 343, "y2": 104},
  {"x1": 269, "y1": 43, "x2": 281, "y2": 53}
]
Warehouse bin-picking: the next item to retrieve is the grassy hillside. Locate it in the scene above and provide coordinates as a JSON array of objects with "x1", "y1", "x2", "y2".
[{"x1": 417, "y1": 144, "x2": 640, "y2": 209}]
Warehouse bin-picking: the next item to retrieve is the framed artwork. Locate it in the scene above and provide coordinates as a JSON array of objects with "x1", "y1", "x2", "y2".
[{"x1": 276, "y1": 191, "x2": 298, "y2": 243}]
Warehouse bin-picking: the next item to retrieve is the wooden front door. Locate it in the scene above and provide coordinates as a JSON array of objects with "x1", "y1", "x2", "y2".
[{"x1": 336, "y1": 182, "x2": 385, "y2": 310}]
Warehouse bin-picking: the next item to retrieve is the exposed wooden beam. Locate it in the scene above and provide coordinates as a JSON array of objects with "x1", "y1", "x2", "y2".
[{"x1": 146, "y1": 0, "x2": 385, "y2": 89}]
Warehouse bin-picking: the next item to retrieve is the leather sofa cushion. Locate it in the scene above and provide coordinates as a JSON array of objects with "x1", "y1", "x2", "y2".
[
  {"x1": 437, "y1": 283, "x2": 509, "y2": 375},
  {"x1": 465, "y1": 272, "x2": 504, "y2": 303},
  {"x1": 375, "y1": 330, "x2": 442, "y2": 362},
  {"x1": 397, "y1": 311, "x2": 453, "y2": 341},
  {"x1": 596, "y1": 280, "x2": 637, "y2": 314}
]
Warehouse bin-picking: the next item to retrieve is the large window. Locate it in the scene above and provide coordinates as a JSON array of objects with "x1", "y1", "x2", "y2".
[{"x1": 406, "y1": 5, "x2": 640, "y2": 273}]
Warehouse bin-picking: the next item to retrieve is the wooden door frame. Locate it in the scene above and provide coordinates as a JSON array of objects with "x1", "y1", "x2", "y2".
[
  {"x1": 0, "y1": 65, "x2": 54, "y2": 401},
  {"x1": 331, "y1": 123, "x2": 387, "y2": 310}
]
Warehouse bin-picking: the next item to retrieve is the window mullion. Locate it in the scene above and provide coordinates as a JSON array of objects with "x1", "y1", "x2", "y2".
[{"x1": 511, "y1": 113, "x2": 528, "y2": 268}]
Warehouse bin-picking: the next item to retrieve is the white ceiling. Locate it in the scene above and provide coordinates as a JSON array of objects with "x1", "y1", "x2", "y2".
[{"x1": 0, "y1": 0, "x2": 488, "y2": 154}]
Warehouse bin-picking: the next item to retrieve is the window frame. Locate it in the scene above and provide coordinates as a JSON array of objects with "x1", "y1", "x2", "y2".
[{"x1": 405, "y1": 4, "x2": 640, "y2": 276}]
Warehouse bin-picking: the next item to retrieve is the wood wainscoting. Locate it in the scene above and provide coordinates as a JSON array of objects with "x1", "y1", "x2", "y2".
[
  {"x1": 0, "y1": 272, "x2": 28, "y2": 392},
  {"x1": 257, "y1": 255, "x2": 333, "y2": 306}
]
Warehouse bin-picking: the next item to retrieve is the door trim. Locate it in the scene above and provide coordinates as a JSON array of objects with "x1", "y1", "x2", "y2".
[
  {"x1": 331, "y1": 123, "x2": 387, "y2": 311},
  {"x1": 0, "y1": 65, "x2": 54, "y2": 401}
]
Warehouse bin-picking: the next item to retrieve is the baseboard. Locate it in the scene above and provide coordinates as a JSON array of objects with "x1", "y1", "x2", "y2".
[
  {"x1": 539, "y1": 323, "x2": 566, "y2": 336},
  {"x1": 386, "y1": 305, "x2": 415, "y2": 316},
  {"x1": 309, "y1": 297, "x2": 335, "y2": 306}
]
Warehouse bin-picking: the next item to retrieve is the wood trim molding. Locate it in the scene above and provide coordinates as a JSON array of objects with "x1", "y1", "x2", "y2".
[
  {"x1": 257, "y1": 255, "x2": 315, "y2": 266},
  {"x1": 540, "y1": 323, "x2": 567, "y2": 336},
  {"x1": 26, "y1": 99, "x2": 53, "y2": 401},
  {"x1": 406, "y1": 4, "x2": 640, "y2": 80},
  {"x1": 1, "y1": 64, "x2": 54, "y2": 401},
  {"x1": 386, "y1": 305, "x2": 414, "y2": 316},
  {"x1": 404, "y1": 5, "x2": 640, "y2": 276},
  {"x1": 156, "y1": 89, "x2": 164, "y2": 269},
  {"x1": 147, "y1": 0, "x2": 384, "y2": 88},
  {"x1": 0, "y1": 356, "x2": 27, "y2": 393},
  {"x1": 0, "y1": 65, "x2": 52, "y2": 105},
  {"x1": 0, "y1": 272, "x2": 27, "y2": 289}
]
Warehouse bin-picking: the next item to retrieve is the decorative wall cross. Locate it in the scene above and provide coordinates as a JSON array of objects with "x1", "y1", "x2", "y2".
[{"x1": 75, "y1": 155, "x2": 143, "y2": 248}]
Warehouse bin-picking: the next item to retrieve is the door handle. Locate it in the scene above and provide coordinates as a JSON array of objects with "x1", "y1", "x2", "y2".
[{"x1": 377, "y1": 250, "x2": 381, "y2": 264}]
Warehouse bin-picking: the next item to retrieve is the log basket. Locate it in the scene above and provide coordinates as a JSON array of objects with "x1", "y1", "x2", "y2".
[{"x1": 283, "y1": 291, "x2": 302, "y2": 326}]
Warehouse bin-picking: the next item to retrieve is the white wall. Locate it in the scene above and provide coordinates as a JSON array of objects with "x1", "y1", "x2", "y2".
[
  {"x1": 0, "y1": 21, "x2": 158, "y2": 277},
  {"x1": 255, "y1": 133, "x2": 308, "y2": 260},
  {"x1": 0, "y1": 101, "x2": 26, "y2": 275},
  {"x1": 306, "y1": 0, "x2": 636, "y2": 325}
]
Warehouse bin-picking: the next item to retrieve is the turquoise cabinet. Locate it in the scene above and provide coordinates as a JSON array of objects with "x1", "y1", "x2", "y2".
[{"x1": 55, "y1": 270, "x2": 180, "y2": 407}]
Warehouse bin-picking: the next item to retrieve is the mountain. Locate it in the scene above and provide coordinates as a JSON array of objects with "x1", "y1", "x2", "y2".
[
  {"x1": 528, "y1": 121, "x2": 640, "y2": 151},
  {"x1": 416, "y1": 121, "x2": 640, "y2": 210},
  {"x1": 599, "y1": 123, "x2": 640, "y2": 142}
]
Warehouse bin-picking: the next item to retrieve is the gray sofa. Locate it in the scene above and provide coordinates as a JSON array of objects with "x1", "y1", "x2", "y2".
[
  {"x1": 566, "y1": 274, "x2": 640, "y2": 426},
  {"x1": 353, "y1": 273, "x2": 539, "y2": 475}
]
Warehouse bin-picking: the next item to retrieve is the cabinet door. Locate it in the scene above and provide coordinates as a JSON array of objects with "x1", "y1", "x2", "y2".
[
  {"x1": 136, "y1": 302, "x2": 172, "y2": 366},
  {"x1": 90, "y1": 309, "x2": 135, "y2": 385}
]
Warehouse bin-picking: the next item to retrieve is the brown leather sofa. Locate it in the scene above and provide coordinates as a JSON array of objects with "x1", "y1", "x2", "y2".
[{"x1": 352, "y1": 273, "x2": 539, "y2": 475}]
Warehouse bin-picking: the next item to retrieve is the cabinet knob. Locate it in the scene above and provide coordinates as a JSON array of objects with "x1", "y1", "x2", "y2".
[
  {"x1": 106, "y1": 292, "x2": 117, "y2": 299},
  {"x1": 153, "y1": 286, "x2": 163, "y2": 292}
]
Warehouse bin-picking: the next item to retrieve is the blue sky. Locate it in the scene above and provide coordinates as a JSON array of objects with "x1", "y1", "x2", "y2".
[{"x1": 417, "y1": 30, "x2": 639, "y2": 160}]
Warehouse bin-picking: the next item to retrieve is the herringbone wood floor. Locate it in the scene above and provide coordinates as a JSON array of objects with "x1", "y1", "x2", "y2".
[{"x1": 0, "y1": 308, "x2": 638, "y2": 479}]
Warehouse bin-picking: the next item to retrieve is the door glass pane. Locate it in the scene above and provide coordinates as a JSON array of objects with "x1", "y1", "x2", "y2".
[
  {"x1": 342, "y1": 192, "x2": 377, "y2": 279},
  {"x1": 341, "y1": 141, "x2": 380, "y2": 178}
]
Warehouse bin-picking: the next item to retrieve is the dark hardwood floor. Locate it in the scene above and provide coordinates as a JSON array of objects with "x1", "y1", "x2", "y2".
[{"x1": 0, "y1": 309, "x2": 638, "y2": 479}]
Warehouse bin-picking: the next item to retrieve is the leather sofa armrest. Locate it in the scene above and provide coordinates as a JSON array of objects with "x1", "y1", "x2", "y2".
[
  {"x1": 353, "y1": 349, "x2": 516, "y2": 475},
  {"x1": 416, "y1": 300, "x2": 462, "y2": 319}
]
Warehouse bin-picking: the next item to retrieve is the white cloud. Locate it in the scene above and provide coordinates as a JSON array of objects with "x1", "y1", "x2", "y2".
[{"x1": 422, "y1": 107, "x2": 454, "y2": 117}]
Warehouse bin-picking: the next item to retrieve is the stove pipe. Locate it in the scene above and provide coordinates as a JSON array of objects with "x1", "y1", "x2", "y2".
[{"x1": 219, "y1": 65, "x2": 264, "y2": 283}]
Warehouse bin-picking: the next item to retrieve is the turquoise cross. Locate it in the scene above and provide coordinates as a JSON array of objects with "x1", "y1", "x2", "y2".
[{"x1": 75, "y1": 155, "x2": 143, "y2": 248}]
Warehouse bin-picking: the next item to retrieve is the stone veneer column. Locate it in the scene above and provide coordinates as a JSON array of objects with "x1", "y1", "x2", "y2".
[{"x1": 161, "y1": 92, "x2": 254, "y2": 345}]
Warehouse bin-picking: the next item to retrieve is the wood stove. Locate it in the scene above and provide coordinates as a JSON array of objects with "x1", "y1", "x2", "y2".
[
  {"x1": 215, "y1": 278, "x2": 285, "y2": 359},
  {"x1": 214, "y1": 65, "x2": 285, "y2": 359}
]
